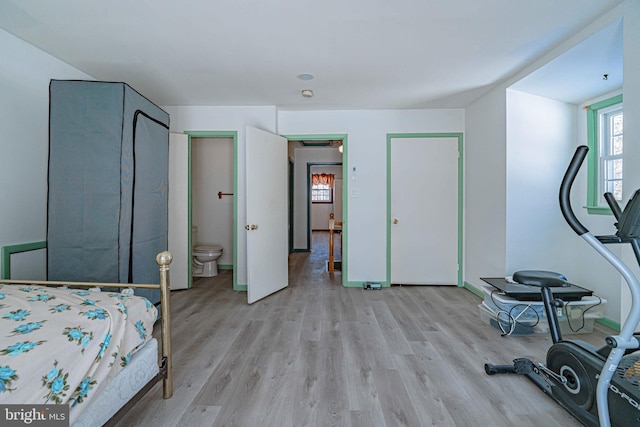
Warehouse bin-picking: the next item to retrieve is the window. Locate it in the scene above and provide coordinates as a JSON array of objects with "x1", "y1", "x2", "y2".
[
  {"x1": 586, "y1": 95, "x2": 623, "y2": 214},
  {"x1": 311, "y1": 183, "x2": 333, "y2": 203},
  {"x1": 311, "y1": 173, "x2": 334, "y2": 203},
  {"x1": 600, "y1": 105, "x2": 624, "y2": 201}
]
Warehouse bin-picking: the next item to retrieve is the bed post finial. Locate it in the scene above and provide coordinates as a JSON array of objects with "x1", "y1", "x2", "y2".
[
  {"x1": 156, "y1": 251, "x2": 173, "y2": 398},
  {"x1": 156, "y1": 251, "x2": 172, "y2": 270}
]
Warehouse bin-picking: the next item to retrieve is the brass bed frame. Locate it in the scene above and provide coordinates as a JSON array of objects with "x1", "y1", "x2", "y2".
[{"x1": 0, "y1": 250, "x2": 173, "y2": 424}]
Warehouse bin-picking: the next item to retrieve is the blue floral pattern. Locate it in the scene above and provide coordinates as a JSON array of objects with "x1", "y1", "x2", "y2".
[
  {"x1": 2, "y1": 309, "x2": 30, "y2": 321},
  {"x1": 11, "y1": 321, "x2": 46, "y2": 336},
  {"x1": 41, "y1": 360, "x2": 69, "y2": 404},
  {"x1": 62, "y1": 326, "x2": 93, "y2": 353},
  {"x1": 0, "y1": 284, "x2": 157, "y2": 424},
  {"x1": 0, "y1": 340, "x2": 45, "y2": 356},
  {"x1": 0, "y1": 365, "x2": 18, "y2": 392}
]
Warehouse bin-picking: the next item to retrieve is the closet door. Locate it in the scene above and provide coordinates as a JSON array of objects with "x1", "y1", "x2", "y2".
[{"x1": 389, "y1": 135, "x2": 460, "y2": 285}]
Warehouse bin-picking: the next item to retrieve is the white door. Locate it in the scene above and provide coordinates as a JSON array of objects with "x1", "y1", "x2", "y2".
[
  {"x1": 390, "y1": 136, "x2": 459, "y2": 285},
  {"x1": 168, "y1": 132, "x2": 189, "y2": 290},
  {"x1": 246, "y1": 127, "x2": 289, "y2": 303}
]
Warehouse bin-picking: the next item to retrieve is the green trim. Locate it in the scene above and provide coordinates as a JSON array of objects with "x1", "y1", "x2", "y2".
[
  {"x1": 289, "y1": 159, "x2": 295, "y2": 252},
  {"x1": 185, "y1": 131, "x2": 240, "y2": 290},
  {"x1": 188, "y1": 136, "x2": 193, "y2": 288},
  {"x1": 284, "y1": 133, "x2": 349, "y2": 287},
  {"x1": 235, "y1": 284, "x2": 248, "y2": 292},
  {"x1": 386, "y1": 133, "x2": 464, "y2": 287},
  {"x1": 282, "y1": 134, "x2": 347, "y2": 142},
  {"x1": 463, "y1": 281, "x2": 483, "y2": 299},
  {"x1": 595, "y1": 317, "x2": 620, "y2": 332},
  {"x1": 585, "y1": 206, "x2": 613, "y2": 215},
  {"x1": 218, "y1": 264, "x2": 233, "y2": 270},
  {"x1": 585, "y1": 94, "x2": 623, "y2": 214},
  {"x1": 1, "y1": 241, "x2": 47, "y2": 280}
]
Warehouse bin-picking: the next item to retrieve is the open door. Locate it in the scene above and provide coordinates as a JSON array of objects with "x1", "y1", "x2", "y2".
[
  {"x1": 246, "y1": 127, "x2": 288, "y2": 303},
  {"x1": 168, "y1": 132, "x2": 189, "y2": 290}
]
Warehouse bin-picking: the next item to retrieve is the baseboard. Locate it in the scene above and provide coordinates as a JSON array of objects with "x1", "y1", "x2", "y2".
[
  {"x1": 234, "y1": 283, "x2": 247, "y2": 291},
  {"x1": 463, "y1": 281, "x2": 483, "y2": 299},
  {"x1": 218, "y1": 264, "x2": 232, "y2": 270},
  {"x1": 595, "y1": 317, "x2": 620, "y2": 332}
]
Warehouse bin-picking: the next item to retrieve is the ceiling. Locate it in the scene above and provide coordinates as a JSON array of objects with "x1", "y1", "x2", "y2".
[
  {"x1": 512, "y1": 17, "x2": 623, "y2": 104},
  {"x1": 0, "y1": 0, "x2": 624, "y2": 109}
]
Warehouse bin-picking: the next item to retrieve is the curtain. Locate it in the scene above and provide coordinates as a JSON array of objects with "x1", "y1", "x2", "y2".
[{"x1": 311, "y1": 173, "x2": 335, "y2": 187}]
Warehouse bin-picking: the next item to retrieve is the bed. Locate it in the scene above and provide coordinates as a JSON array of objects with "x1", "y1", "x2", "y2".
[{"x1": 0, "y1": 251, "x2": 173, "y2": 426}]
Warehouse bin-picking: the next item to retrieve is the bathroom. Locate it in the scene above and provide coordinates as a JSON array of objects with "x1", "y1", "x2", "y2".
[{"x1": 191, "y1": 136, "x2": 234, "y2": 279}]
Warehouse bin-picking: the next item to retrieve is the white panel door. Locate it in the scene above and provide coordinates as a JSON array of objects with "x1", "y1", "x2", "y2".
[
  {"x1": 390, "y1": 137, "x2": 458, "y2": 285},
  {"x1": 168, "y1": 132, "x2": 189, "y2": 290},
  {"x1": 246, "y1": 127, "x2": 289, "y2": 303}
]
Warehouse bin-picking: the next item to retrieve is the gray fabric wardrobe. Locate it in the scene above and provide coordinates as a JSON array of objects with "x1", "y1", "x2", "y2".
[{"x1": 47, "y1": 80, "x2": 170, "y2": 304}]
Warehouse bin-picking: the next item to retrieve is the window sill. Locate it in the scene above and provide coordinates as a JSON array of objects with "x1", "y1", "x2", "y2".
[{"x1": 584, "y1": 205, "x2": 613, "y2": 215}]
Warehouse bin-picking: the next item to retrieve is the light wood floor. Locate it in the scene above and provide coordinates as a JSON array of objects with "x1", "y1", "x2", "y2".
[{"x1": 116, "y1": 232, "x2": 613, "y2": 426}]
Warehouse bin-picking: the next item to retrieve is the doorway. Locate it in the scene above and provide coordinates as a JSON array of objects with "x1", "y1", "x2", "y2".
[
  {"x1": 286, "y1": 134, "x2": 348, "y2": 286},
  {"x1": 188, "y1": 131, "x2": 238, "y2": 289},
  {"x1": 308, "y1": 163, "x2": 343, "y2": 250}
]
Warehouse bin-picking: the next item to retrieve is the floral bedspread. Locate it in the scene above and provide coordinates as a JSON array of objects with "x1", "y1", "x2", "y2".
[{"x1": 0, "y1": 283, "x2": 157, "y2": 423}]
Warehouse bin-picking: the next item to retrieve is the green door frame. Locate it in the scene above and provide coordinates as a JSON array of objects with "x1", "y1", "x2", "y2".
[
  {"x1": 386, "y1": 133, "x2": 464, "y2": 287},
  {"x1": 184, "y1": 131, "x2": 240, "y2": 290},
  {"x1": 283, "y1": 134, "x2": 348, "y2": 287}
]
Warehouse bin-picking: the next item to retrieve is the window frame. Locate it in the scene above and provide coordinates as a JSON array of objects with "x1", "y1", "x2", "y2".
[
  {"x1": 586, "y1": 94, "x2": 623, "y2": 215},
  {"x1": 311, "y1": 182, "x2": 333, "y2": 204}
]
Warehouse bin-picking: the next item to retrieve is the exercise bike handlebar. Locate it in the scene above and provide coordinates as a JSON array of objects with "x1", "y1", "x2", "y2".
[
  {"x1": 604, "y1": 191, "x2": 623, "y2": 220},
  {"x1": 559, "y1": 145, "x2": 589, "y2": 236}
]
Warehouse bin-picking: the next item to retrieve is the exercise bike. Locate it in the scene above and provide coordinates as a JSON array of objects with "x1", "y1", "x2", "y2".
[{"x1": 485, "y1": 145, "x2": 640, "y2": 427}]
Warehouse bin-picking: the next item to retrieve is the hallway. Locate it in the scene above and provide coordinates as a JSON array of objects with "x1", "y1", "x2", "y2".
[{"x1": 289, "y1": 231, "x2": 342, "y2": 288}]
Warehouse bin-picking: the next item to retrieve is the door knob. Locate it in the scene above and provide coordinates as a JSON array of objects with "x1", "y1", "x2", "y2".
[
  {"x1": 393, "y1": 218, "x2": 399, "y2": 224},
  {"x1": 250, "y1": 224, "x2": 258, "y2": 230}
]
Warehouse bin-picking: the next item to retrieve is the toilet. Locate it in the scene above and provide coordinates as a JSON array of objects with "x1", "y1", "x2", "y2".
[{"x1": 192, "y1": 226, "x2": 223, "y2": 277}]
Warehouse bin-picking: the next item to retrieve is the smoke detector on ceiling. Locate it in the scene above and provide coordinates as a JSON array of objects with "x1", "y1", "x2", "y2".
[{"x1": 301, "y1": 89, "x2": 313, "y2": 98}]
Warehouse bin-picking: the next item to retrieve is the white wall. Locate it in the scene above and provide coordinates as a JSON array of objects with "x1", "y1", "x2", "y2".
[
  {"x1": 504, "y1": 89, "x2": 623, "y2": 322},
  {"x1": 279, "y1": 109, "x2": 465, "y2": 284},
  {"x1": 162, "y1": 106, "x2": 277, "y2": 287},
  {"x1": 505, "y1": 90, "x2": 577, "y2": 273},
  {"x1": 464, "y1": 87, "x2": 507, "y2": 290},
  {"x1": 192, "y1": 137, "x2": 234, "y2": 267},
  {"x1": 620, "y1": 0, "x2": 640, "y2": 325},
  {"x1": 0, "y1": 29, "x2": 93, "y2": 279}
]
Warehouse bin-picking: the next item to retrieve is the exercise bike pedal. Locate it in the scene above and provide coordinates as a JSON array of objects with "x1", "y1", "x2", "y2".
[
  {"x1": 513, "y1": 358, "x2": 536, "y2": 374},
  {"x1": 484, "y1": 363, "x2": 516, "y2": 375}
]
